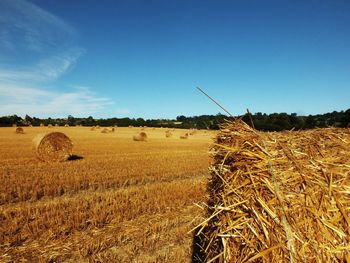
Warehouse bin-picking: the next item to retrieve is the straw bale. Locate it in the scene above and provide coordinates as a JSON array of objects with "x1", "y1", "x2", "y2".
[
  {"x1": 40, "y1": 123, "x2": 45, "y2": 127},
  {"x1": 55, "y1": 124, "x2": 59, "y2": 127},
  {"x1": 90, "y1": 126, "x2": 95, "y2": 131},
  {"x1": 33, "y1": 132, "x2": 73, "y2": 162},
  {"x1": 15, "y1": 127, "x2": 24, "y2": 134},
  {"x1": 101, "y1": 128, "x2": 109, "y2": 133},
  {"x1": 48, "y1": 124, "x2": 53, "y2": 128},
  {"x1": 165, "y1": 130, "x2": 173, "y2": 138},
  {"x1": 133, "y1": 132, "x2": 147, "y2": 141},
  {"x1": 193, "y1": 119, "x2": 350, "y2": 262},
  {"x1": 190, "y1": 128, "x2": 197, "y2": 135},
  {"x1": 64, "y1": 124, "x2": 69, "y2": 127},
  {"x1": 180, "y1": 133, "x2": 189, "y2": 139}
]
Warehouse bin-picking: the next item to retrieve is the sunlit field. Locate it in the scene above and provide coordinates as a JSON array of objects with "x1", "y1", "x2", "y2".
[{"x1": 0, "y1": 126, "x2": 215, "y2": 262}]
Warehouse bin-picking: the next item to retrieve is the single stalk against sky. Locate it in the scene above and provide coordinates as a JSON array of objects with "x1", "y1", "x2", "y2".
[{"x1": 196, "y1": 87, "x2": 234, "y2": 117}]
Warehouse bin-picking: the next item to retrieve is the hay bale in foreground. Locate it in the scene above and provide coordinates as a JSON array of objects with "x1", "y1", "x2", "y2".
[
  {"x1": 193, "y1": 119, "x2": 350, "y2": 262},
  {"x1": 133, "y1": 132, "x2": 147, "y2": 141},
  {"x1": 15, "y1": 127, "x2": 24, "y2": 134},
  {"x1": 33, "y1": 132, "x2": 73, "y2": 162}
]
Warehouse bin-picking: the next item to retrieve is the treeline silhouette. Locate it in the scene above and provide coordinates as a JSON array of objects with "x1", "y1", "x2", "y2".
[{"x1": 1, "y1": 109, "x2": 349, "y2": 131}]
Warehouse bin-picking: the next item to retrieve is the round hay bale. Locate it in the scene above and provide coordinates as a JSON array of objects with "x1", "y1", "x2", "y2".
[
  {"x1": 15, "y1": 127, "x2": 24, "y2": 134},
  {"x1": 33, "y1": 132, "x2": 73, "y2": 162},
  {"x1": 165, "y1": 130, "x2": 172, "y2": 138},
  {"x1": 133, "y1": 132, "x2": 147, "y2": 141},
  {"x1": 111, "y1": 127, "x2": 115, "y2": 132},
  {"x1": 64, "y1": 124, "x2": 69, "y2": 127},
  {"x1": 180, "y1": 133, "x2": 189, "y2": 139},
  {"x1": 101, "y1": 128, "x2": 109, "y2": 133},
  {"x1": 55, "y1": 124, "x2": 59, "y2": 127},
  {"x1": 40, "y1": 123, "x2": 45, "y2": 127},
  {"x1": 48, "y1": 124, "x2": 53, "y2": 128},
  {"x1": 90, "y1": 126, "x2": 96, "y2": 131}
]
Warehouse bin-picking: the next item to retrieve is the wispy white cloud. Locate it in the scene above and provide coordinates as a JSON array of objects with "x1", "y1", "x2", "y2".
[
  {"x1": 0, "y1": 0, "x2": 115, "y2": 117},
  {"x1": 0, "y1": 0, "x2": 76, "y2": 53},
  {"x1": 0, "y1": 85, "x2": 114, "y2": 118},
  {"x1": 0, "y1": 48, "x2": 85, "y2": 83}
]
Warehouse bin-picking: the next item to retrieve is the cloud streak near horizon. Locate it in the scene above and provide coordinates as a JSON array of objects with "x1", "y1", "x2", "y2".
[{"x1": 0, "y1": 0, "x2": 114, "y2": 118}]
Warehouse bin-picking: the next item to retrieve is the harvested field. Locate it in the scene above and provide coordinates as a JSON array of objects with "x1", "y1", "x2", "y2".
[
  {"x1": 193, "y1": 120, "x2": 350, "y2": 262},
  {"x1": 0, "y1": 126, "x2": 213, "y2": 262}
]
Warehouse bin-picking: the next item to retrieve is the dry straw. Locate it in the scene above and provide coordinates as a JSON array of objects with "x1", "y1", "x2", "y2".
[
  {"x1": 101, "y1": 128, "x2": 109, "y2": 133},
  {"x1": 15, "y1": 127, "x2": 24, "y2": 134},
  {"x1": 133, "y1": 132, "x2": 147, "y2": 141},
  {"x1": 33, "y1": 132, "x2": 73, "y2": 162},
  {"x1": 193, "y1": 119, "x2": 350, "y2": 262}
]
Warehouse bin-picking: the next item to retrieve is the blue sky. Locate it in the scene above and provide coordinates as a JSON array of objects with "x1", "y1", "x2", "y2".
[{"x1": 0, "y1": 0, "x2": 349, "y2": 119}]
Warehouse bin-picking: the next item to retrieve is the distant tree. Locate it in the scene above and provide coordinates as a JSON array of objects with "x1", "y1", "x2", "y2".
[
  {"x1": 67, "y1": 115, "x2": 75, "y2": 126},
  {"x1": 305, "y1": 115, "x2": 316, "y2": 129}
]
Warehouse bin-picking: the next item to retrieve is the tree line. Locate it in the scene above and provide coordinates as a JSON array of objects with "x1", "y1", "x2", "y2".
[{"x1": 0, "y1": 109, "x2": 349, "y2": 131}]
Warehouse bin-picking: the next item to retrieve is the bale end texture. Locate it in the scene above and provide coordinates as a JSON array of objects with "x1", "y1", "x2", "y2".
[{"x1": 33, "y1": 132, "x2": 73, "y2": 162}]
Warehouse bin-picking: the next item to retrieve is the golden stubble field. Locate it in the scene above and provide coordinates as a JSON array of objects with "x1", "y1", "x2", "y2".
[{"x1": 0, "y1": 126, "x2": 216, "y2": 262}]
